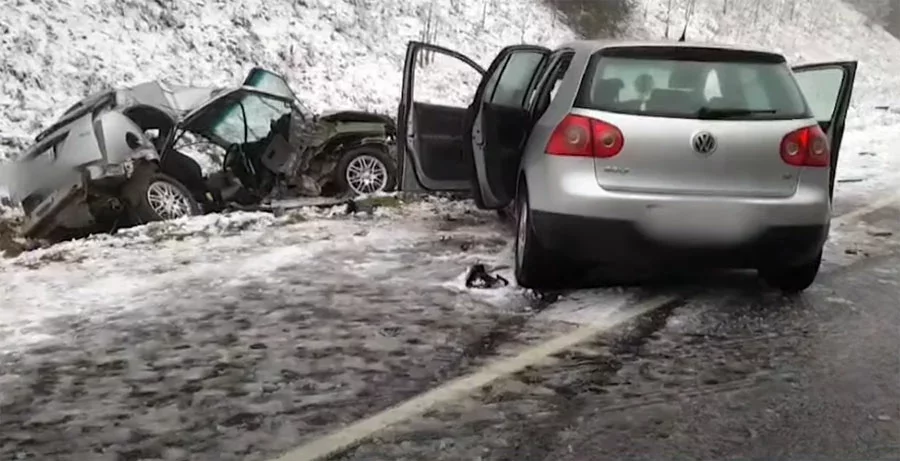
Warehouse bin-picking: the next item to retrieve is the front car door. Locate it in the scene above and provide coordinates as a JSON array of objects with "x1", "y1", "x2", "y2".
[
  {"x1": 177, "y1": 87, "x2": 295, "y2": 148},
  {"x1": 397, "y1": 41, "x2": 486, "y2": 192},
  {"x1": 469, "y1": 45, "x2": 551, "y2": 208},
  {"x1": 790, "y1": 61, "x2": 857, "y2": 197}
]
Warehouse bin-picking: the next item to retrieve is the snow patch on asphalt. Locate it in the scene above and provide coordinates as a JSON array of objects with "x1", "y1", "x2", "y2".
[{"x1": 0, "y1": 197, "x2": 511, "y2": 353}]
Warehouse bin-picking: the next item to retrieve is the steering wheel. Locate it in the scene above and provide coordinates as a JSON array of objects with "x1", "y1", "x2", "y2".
[
  {"x1": 223, "y1": 143, "x2": 241, "y2": 172},
  {"x1": 224, "y1": 143, "x2": 258, "y2": 175}
]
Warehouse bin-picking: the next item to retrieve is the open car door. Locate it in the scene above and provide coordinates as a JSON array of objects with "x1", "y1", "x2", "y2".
[
  {"x1": 791, "y1": 61, "x2": 857, "y2": 197},
  {"x1": 397, "y1": 42, "x2": 486, "y2": 192},
  {"x1": 468, "y1": 45, "x2": 551, "y2": 208}
]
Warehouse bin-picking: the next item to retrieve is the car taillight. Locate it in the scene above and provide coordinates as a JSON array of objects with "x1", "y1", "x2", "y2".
[
  {"x1": 780, "y1": 125, "x2": 829, "y2": 167},
  {"x1": 545, "y1": 114, "x2": 624, "y2": 158}
]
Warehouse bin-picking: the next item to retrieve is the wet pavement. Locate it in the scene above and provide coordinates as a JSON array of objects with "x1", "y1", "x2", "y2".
[
  {"x1": 0, "y1": 199, "x2": 570, "y2": 461},
  {"x1": 336, "y1": 210, "x2": 900, "y2": 461},
  {"x1": 1, "y1": 199, "x2": 899, "y2": 461}
]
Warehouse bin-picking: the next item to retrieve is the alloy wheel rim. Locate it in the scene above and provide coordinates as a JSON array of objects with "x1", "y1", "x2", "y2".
[
  {"x1": 346, "y1": 154, "x2": 389, "y2": 195},
  {"x1": 516, "y1": 196, "x2": 528, "y2": 271},
  {"x1": 146, "y1": 181, "x2": 192, "y2": 220}
]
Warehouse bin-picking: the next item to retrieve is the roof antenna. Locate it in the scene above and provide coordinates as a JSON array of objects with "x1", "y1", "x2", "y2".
[{"x1": 678, "y1": 23, "x2": 687, "y2": 42}]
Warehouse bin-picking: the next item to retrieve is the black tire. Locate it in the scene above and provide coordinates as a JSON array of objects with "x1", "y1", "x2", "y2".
[
  {"x1": 122, "y1": 167, "x2": 201, "y2": 225},
  {"x1": 759, "y1": 251, "x2": 822, "y2": 293},
  {"x1": 334, "y1": 147, "x2": 398, "y2": 196},
  {"x1": 514, "y1": 182, "x2": 568, "y2": 290}
]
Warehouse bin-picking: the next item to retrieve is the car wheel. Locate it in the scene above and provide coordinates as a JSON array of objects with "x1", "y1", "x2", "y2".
[
  {"x1": 335, "y1": 147, "x2": 397, "y2": 196},
  {"x1": 758, "y1": 251, "x2": 822, "y2": 293},
  {"x1": 515, "y1": 182, "x2": 567, "y2": 290},
  {"x1": 123, "y1": 167, "x2": 201, "y2": 225}
]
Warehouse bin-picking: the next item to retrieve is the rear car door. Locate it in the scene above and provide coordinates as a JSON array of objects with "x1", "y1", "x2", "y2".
[
  {"x1": 791, "y1": 61, "x2": 857, "y2": 196},
  {"x1": 397, "y1": 41, "x2": 486, "y2": 192},
  {"x1": 469, "y1": 45, "x2": 551, "y2": 208}
]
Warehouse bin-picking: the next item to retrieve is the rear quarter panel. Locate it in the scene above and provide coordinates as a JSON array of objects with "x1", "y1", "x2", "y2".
[
  {"x1": 521, "y1": 48, "x2": 593, "y2": 211},
  {"x1": 97, "y1": 111, "x2": 159, "y2": 165}
]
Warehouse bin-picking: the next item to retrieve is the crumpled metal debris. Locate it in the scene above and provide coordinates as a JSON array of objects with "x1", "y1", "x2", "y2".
[{"x1": 465, "y1": 263, "x2": 509, "y2": 289}]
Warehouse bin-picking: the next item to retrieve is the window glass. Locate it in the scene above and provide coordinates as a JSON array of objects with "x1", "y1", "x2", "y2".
[
  {"x1": 793, "y1": 67, "x2": 845, "y2": 122},
  {"x1": 576, "y1": 52, "x2": 810, "y2": 120},
  {"x1": 531, "y1": 53, "x2": 572, "y2": 117},
  {"x1": 209, "y1": 94, "x2": 292, "y2": 145},
  {"x1": 490, "y1": 52, "x2": 546, "y2": 108}
]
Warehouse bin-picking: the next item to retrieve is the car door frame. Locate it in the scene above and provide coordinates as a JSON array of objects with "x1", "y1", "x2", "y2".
[
  {"x1": 397, "y1": 41, "x2": 486, "y2": 192},
  {"x1": 791, "y1": 61, "x2": 857, "y2": 198},
  {"x1": 173, "y1": 87, "x2": 295, "y2": 148},
  {"x1": 468, "y1": 44, "x2": 552, "y2": 209}
]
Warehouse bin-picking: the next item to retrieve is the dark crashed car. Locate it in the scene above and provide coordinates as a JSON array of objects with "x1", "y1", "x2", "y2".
[{"x1": 4, "y1": 68, "x2": 397, "y2": 241}]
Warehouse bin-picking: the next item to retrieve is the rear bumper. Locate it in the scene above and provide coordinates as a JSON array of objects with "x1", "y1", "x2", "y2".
[
  {"x1": 21, "y1": 182, "x2": 84, "y2": 240},
  {"x1": 530, "y1": 210, "x2": 828, "y2": 269}
]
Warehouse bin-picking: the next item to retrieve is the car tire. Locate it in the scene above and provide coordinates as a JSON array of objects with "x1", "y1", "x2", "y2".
[
  {"x1": 514, "y1": 182, "x2": 568, "y2": 290},
  {"x1": 335, "y1": 147, "x2": 398, "y2": 196},
  {"x1": 759, "y1": 251, "x2": 823, "y2": 293},
  {"x1": 122, "y1": 167, "x2": 201, "y2": 225}
]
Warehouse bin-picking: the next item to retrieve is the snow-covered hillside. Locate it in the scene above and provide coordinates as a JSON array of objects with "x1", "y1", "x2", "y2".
[{"x1": 0, "y1": 0, "x2": 575, "y2": 160}]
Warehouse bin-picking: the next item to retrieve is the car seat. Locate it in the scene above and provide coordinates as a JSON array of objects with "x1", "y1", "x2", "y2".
[
  {"x1": 645, "y1": 89, "x2": 696, "y2": 113},
  {"x1": 592, "y1": 78, "x2": 624, "y2": 106},
  {"x1": 664, "y1": 64, "x2": 705, "y2": 111}
]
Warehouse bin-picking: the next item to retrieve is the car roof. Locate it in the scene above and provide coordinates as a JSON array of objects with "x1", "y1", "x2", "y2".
[{"x1": 557, "y1": 39, "x2": 784, "y2": 58}]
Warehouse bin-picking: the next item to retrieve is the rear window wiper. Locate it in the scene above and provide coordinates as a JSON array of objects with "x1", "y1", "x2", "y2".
[{"x1": 696, "y1": 107, "x2": 777, "y2": 119}]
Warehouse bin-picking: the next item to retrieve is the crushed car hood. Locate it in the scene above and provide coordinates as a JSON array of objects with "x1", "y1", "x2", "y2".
[{"x1": 116, "y1": 81, "x2": 228, "y2": 120}]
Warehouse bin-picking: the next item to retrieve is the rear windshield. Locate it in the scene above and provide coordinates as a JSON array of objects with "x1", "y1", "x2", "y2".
[{"x1": 575, "y1": 46, "x2": 811, "y2": 120}]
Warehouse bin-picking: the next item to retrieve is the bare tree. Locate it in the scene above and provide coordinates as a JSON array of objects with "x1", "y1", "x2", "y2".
[
  {"x1": 418, "y1": 2, "x2": 438, "y2": 68},
  {"x1": 665, "y1": 0, "x2": 675, "y2": 38}
]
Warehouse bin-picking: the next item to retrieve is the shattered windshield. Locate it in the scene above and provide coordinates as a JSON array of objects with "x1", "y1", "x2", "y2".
[{"x1": 208, "y1": 93, "x2": 292, "y2": 145}]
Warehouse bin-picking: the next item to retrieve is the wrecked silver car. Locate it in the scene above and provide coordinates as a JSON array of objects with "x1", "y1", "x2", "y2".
[{"x1": 2, "y1": 68, "x2": 397, "y2": 241}]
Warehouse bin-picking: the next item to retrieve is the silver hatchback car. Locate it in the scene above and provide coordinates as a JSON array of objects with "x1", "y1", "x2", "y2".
[{"x1": 398, "y1": 40, "x2": 856, "y2": 292}]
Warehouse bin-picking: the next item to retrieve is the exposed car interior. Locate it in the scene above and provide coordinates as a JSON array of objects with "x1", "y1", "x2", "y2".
[{"x1": 123, "y1": 105, "x2": 210, "y2": 204}]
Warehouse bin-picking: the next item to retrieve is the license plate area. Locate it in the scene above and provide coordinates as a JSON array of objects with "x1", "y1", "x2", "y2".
[{"x1": 641, "y1": 202, "x2": 756, "y2": 245}]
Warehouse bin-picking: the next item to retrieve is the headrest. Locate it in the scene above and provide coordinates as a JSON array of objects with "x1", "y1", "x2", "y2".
[
  {"x1": 646, "y1": 88, "x2": 695, "y2": 112},
  {"x1": 668, "y1": 64, "x2": 704, "y2": 90},
  {"x1": 593, "y1": 78, "x2": 624, "y2": 105}
]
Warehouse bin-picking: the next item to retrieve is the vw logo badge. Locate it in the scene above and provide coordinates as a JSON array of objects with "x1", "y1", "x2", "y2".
[{"x1": 691, "y1": 131, "x2": 717, "y2": 156}]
